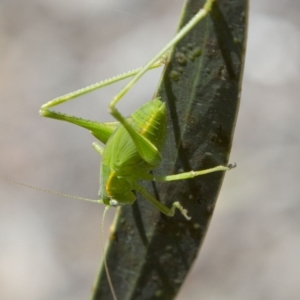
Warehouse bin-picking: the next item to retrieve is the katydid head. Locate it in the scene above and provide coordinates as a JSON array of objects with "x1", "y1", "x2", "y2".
[
  {"x1": 100, "y1": 162, "x2": 137, "y2": 207},
  {"x1": 100, "y1": 188, "x2": 136, "y2": 207}
]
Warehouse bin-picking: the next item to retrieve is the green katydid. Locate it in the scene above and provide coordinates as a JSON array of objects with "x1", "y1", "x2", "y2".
[
  {"x1": 0, "y1": 1, "x2": 238, "y2": 299},
  {"x1": 39, "y1": 0, "x2": 234, "y2": 222}
]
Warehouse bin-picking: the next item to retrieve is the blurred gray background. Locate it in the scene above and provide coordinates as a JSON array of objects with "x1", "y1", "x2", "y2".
[{"x1": 1, "y1": 0, "x2": 299, "y2": 299}]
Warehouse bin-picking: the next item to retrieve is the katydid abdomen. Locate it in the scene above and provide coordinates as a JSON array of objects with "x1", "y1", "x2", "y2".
[{"x1": 100, "y1": 98, "x2": 166, "y2": 206}]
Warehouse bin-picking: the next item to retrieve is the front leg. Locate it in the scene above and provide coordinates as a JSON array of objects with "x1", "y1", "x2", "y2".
[{"x1": 92, "y1": 142, "x2": 104, "y2": 155}]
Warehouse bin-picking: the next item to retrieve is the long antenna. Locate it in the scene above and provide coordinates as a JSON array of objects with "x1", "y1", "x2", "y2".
[
  {"x1": 101, "y1": 206, "x2": 118, "y2": 300},
  {"x1": 0, "y1": 177, "x2": 102, "y2": 203}
]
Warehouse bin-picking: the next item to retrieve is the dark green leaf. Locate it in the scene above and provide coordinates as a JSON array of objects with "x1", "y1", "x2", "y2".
[{"x1": 91, "y1": 0, "x2": 248, "y2": 299}]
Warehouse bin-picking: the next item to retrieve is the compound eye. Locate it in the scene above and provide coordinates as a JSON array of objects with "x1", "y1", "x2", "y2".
[{"x1": 109, "y1": 199, "x2": 119, "y2": 207}]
